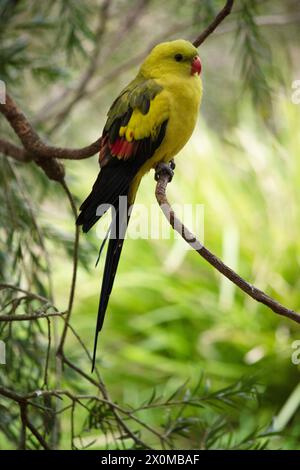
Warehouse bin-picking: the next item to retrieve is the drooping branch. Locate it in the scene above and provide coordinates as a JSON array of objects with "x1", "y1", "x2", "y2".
[{"x1": 155, "y1": 168, "x2": 300, "y2": 326}]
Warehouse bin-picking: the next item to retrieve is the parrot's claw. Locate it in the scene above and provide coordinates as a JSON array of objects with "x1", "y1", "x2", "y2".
[
  {"x1": 154, "y1": 161, "x2": 175, "y2": 182},
  {"x1": 169, "y1": 159, "x2": 176, "y2": 171}
]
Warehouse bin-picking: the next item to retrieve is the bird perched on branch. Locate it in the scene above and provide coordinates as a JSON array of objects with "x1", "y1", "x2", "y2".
[{"x1": 77, "y1": 39, "x2": 202, "y2": 370}]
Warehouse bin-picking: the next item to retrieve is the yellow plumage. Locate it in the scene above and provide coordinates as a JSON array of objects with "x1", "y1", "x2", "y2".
[{"x1": 127, "y1": 39, "x2": 203, "y2": 201}]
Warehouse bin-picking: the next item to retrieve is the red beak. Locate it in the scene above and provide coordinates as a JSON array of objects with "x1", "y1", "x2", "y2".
[{"x1": 191, "y1": 56, "x2": 202, "y2": 76}]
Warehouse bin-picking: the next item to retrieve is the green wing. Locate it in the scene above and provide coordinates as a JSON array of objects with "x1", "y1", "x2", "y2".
[{"x1": 104, "y1": 76, "x2": 163, "y2": 134}]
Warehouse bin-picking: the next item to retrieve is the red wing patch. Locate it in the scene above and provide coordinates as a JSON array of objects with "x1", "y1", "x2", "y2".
[
  {"x1": 110, "y1": 138, "x2": 138, "y2": 160},
  {"x1": 99, "y1": 134, "x2": 139, "y2": 167}
]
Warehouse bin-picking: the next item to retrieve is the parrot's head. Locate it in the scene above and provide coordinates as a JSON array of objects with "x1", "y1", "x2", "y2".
[{"x1": 140, "y1": 39, "x2": 202, "y2": 79}]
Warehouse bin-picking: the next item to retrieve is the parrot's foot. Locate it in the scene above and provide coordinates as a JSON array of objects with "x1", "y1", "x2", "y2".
[{"x1": 155, "y1": 160, "x2": 175, "y2": 182}]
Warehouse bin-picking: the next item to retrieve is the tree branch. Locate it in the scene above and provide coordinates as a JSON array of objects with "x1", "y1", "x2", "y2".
[
  {"x1": 0, "y1": 311, "x2": 66, "y2": 322},
  {"x1": 56, "y1": 180, "x2": 79, "y2": 355},
  {"x1": 0, "y1": 93, "x2": 102, "y2": 181},
  {"x1": 193, "y1": 0, "x2": 234, "y2": 47},
  {"x1": 0, "y1": 283, "x2": 55, "y2": 304},
  {"x1": 19, "y1": 403, "x2": 51, "y2": 450},
  {"x1": 155, "y1": 169, "x2": 300, "y2": 326},
  {"x1": 0, "y1": 94, "x2": 101, "y2": 161},
  {"x1": 0, "y1": 138, "x2": 30, "y2": 162}
]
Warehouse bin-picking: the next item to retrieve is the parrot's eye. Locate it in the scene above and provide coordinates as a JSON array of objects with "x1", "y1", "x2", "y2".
[{"x1": 174, "y1": 53, "x2": 183, "y2": 62}]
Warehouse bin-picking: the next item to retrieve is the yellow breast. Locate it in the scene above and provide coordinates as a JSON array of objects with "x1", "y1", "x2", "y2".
[
  {"x1": 128, "y1": 75, "x2": 202, "y2": 202},
  {"x1": 143, "y1": 74, "x2": 202, "y2": 173},
  {"x1": 161, "y1": 74, "x2": 202, "y2": 159}
]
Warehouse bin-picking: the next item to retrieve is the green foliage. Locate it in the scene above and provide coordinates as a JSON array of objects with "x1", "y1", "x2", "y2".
[
  {"x1": 235, "y1": 0, "x2": 276, "y2": 122},
  {"x1": 0, "y1": 0, "x2": 97, "y2": 84}
]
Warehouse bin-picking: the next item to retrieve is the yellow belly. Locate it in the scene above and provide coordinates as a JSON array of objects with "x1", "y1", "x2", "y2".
[{"x1": 129, "y1": 75, "x2": 202, "y2": 202}]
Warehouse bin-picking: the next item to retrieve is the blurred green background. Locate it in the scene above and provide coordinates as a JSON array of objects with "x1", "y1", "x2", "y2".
[{"x1": 1, "y1": 0, "x2": 300, "y2": 450}]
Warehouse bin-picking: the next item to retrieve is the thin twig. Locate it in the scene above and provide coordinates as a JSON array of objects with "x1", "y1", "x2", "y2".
[
  {"x1": 193, "y1": 0, "x2": 234, "y2": 47},
  {"x1": 43, "y1": 318, "x2": 51, "y2": 388},
  {"x1": 19, "y1": 404, "x2": 27, "y2": 450},
  {"x1": 17, "y1": 400, "x2": 51, "y2": 450},
  {"x1": 0, "y1": 283, "x2": 55, "y2": 305},
  {"x1": 24, "y1": 415, "x2": 51, "y2": 450},
  {"x1": 56, "y1": 180, "x2": 79, "y2": 355},
  {"x1": 0, "y1": 383, "x2": 167, "y2": 449},
  {"x1": 7, "y1": 159, "x2": 54, "y2": 301},
  {"x1": 60, "y1": 354, "x2": 153, "y2": 449},
  {"x1": 0, "y1": 311, "x2": 66, "y2": 322}
]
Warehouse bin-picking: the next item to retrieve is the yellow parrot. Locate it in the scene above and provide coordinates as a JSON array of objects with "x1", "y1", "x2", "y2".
[{"x1": 77, "y1": 39, "x2": 202, "y2": 369}]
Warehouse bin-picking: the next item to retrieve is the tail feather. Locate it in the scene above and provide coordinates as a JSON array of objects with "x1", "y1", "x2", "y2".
[
  {"x1": 76, "y1": 162, "x2": 138, "y2": 372},
  {"x1": 76, "y1": 161, "x2": 134, "y2": 232},
  {"x1": 95, "y1": 222, "x2": 112, "y2": 268},
  {"x1": 91, "y1": 201, "x2": 130, "y2": 371}
]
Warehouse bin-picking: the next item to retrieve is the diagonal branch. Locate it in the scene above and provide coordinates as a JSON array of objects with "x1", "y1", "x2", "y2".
[
  {"x1": 19, "y1": 403, "x2": 51, "y2": 450},
  {"x1": 193, "y1": 0, "x2": 234, "y2": 47},
  {"x1": 155, "y1": 168, "x2": 300, "y2": 326}
]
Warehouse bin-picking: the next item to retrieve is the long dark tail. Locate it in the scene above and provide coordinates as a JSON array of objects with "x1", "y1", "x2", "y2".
[
  {"x1": 91, "y1": 199, "x2": 131, "y2": 371},
  {"x1": 76, "y1": 164, "x2": 134, "y2": 371}
]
